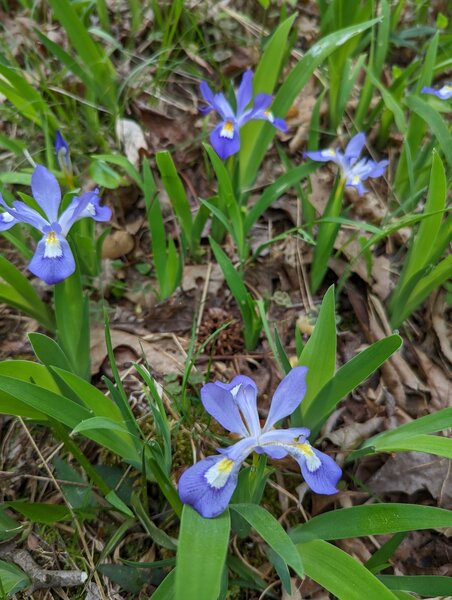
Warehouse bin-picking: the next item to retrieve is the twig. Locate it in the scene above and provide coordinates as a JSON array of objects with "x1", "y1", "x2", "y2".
[{"x1": 0, "y1": 542, "x2": 87, "y2": 593}]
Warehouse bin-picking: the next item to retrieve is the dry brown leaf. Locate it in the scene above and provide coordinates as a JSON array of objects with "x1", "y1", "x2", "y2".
[
  {"x1": 410, "y1": 345, "x2": 451, "y2": 409},
  {"x1": 115, "y1": 118, "x2": 148, "y2": 168},
  {"x1": 325, "y1": 416, "x2": 384, "y2": 450},
  {"x1": 102, "y1": 230, "x2": 135, "y2": 259},
  {"x1": 366, "y1": 452, "x2": 452, "y2": 507},
  {"x1": 281, "y1": 578, "x2": 303, "y2": 600},
  {"x1": 181, "y1": 263, "x2": 224, "y2": 296},
  {"x1": 432, "y1": 292, "x2": 452, "y2": 365},
  {"x1": 90, "y1": 328, "x2": 188, "y2": 376}
]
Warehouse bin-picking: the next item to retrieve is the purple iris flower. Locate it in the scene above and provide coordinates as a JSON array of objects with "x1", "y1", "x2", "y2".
[
  {"x1": 421, "y1": 84, "x2": 452, "y2": 100},
  {"x1": 178, "y1": 367, "x2": 342, "y2": 518},
  {"x1": 0, "y1": 164, "x2": 111, "y2": 285},
  {"x1": 304, "y1": 132, "x2": 388, "y2": 196},
  {"x1": 200, "y1": 69, "x2": 288, "y2": 160},
  {"x1": 54, "y1": 130, "x2": 73, "y2": 180}
]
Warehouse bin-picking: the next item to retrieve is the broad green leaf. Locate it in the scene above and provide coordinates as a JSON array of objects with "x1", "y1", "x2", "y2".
[
  {"x1": 373, "y1": 434, "x2": 452, "y2": 459},
  {"x1": 377, "y1": 575, "x2": 452, "y2": 597},
  {"x1": 390, "y1": 151, "x2": 447, "y2": 321},
  {"x1": 71, "y1": 417, "x2": 132, "y2": 436},
  {"x1": 51, "y1": 367, "x2": 124, "y2": 422},
  {"x1": 243, "y1": 162, "x2": 318, "y2": 233},
  {"x1": 298, "y1": 539, "x2": 398, "y2": 600},
  {"x1": 295, "y1": 286, "x2": 336, "y2": 426},
  {"x1": 156, "y1": 151, "x2": 194, "y2": 253},
  {"x1": 7, "y1": 502, "x2": 71, "y2": 524},
  {"x1": 290, "y1": 504, "x2": 452, "y2": 543},
  {"x1": 239, "y1": 14, "x2": 296, "y2": 174},
  {"x1": 231, "y1": 504, "x2": 303, "y2": 577},
  {"x1": 29, "y1": 333, "x2": 72, "y2": 372},
  {"x1": 92, "y1": 154, "x2": 142, "y2": 187},
  {"x1": 240, "y1": 18, "x2": 380, "y2": 188},
  {"x1": 175, "y1": 505, "x2": 230, "y2": 600},
  {"x1": 152, "y1": 569, "x2": 176, "y2": 600},
  {"x1": 364, "y1": 66, "x2": 406, "y2": 132},
  {"x1": 0, "y1": 560, "x2": 29, "y2": 597},
  {"x1": 46, "y1": 0, "x2": 117, "y2": 109},
  {"x1": 0, "y1": 507, "x2": 22, "y2": 542},
  {"x1": 303, "y1": 334, "x2": 402, "y2": 432},
  {"x1": 405, "y1": 95, "x2": 452, "y2": 168}
]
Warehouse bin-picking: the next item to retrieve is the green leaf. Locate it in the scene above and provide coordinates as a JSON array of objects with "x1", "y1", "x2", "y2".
[
  {"x1": 231, "y1": 504, "x2": 303, "y2": 577},
  {"x1": 156, "y1": 151, "x2": 194, "y2": 255},
  {"x1": 405, "y1": 95, "x2": 452, "y2": 168},
  {"x1": 298, "y1": 540, "x2": 398, "y2": 600},
  {"x1": 0, "y1": 507, "x2": 22, "y2": 542},
  {"x1": 377, "y1": 575, "x2": 452, "y2": 597},
  {"x1": 151, "y1": 569, "x2": 176, "y2": 600},
  {"x1": 303, "y1": 335, "x2": 402, "y2": 432},
  {"x1": 29, "y1": 333, "x2": 72, "y2": 372},
  {"x1": 352, "y1": 408, "x2": 452, "y2": 460},
  {"x1": 295, "y1": 286, "x2": 336, "y2": 426},
  {"x1": 7, "y1": 502, "x2": 71, "y2": 524},
  {"x1": 373, "y1": 434, "x2": 452, "y2": 459},
  {"x1": 240, "y1": 18, "x2": 380, "y2": 188},
  {"x1": 0, "y1": 560, "x2": 30, "y2": 597},
  {"x1": 239, "y1": 14, "x2": 296, "y2": 177},
  {"x1": 290, "y1": 504, "x2": 452, "y2": 543},
  {"x1": 71, "y1": 417, "x2": 132, "y2": 436},
  {"x1": 92, "y1": 154, "x2": 142, "y2": 187},
  {"x1": 175, "y1": 505, "x2": 230, "y2": 600}
]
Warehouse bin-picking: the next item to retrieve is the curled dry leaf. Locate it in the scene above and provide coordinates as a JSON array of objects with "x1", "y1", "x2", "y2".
[
  {"x1": 115, "y1": 118, "x2": 148, "y2": 168},
  {"x1": 366, "y1": 452, "x2": 452, "y2": 508},
  {"x1": 102, "y1": 230, "x2": 135, "y2": 259}
]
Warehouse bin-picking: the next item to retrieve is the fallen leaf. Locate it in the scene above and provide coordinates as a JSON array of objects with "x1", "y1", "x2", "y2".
[
  {"x1": 90, "y1": 328, "x2": 188, "y2": 377},
  {"x1": 366, "y1": 452, "x2": 452, "y2": 507},
  {"x1": 282, "y1": 578, "x2": 302, "y2": 600},
  {"x1": 115, "y1": 118, "x2": 148, "y2": 168},
  {"x1": 102, "y1": 230, "x2": 135, "y2": 259},
  {"x1": 181, "y1": 263, "x2": 224, "y2": 296}
]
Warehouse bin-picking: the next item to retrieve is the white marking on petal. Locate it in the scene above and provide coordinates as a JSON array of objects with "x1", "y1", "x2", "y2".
[
  {"x1": 44, "y1": 231, "x2": 63, "y2": 258},
  {"x1": 86, "y1": 202, "x2": 96, "y2": 216},
  {"x1": 220, "y1": 121, "x2": 234, "y2": 139},
  {"x1": 440, "y1": 85, "x2": 452, "y2": 97},
  {"x1": 321, "y1": 149, "x2": 336, "y2": 158},
  {"x1": 296, "y1": 442, "x2": 321, "y2": 472},
  {"x1": 0, "y1": 212, "x2": 15, "y2": 223},
  {"x1": 264, "y1": 110, "x2": 274, "y2": 123},
  {"x1": 230, "y1": 384, "x2": 242, "y2": 398},
  {"x1": 352, "y1": 175, "x2": 361, "y2": 185},
  {"x1": 204, "y1": 458, "x2": 234, "y2": 489}
]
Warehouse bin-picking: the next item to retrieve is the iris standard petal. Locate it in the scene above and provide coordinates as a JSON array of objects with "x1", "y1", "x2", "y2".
[
  {"x1": 200, "y1": 80, "x2": 215, "y2": 107},
  {"x1": 200, "y1": 383, "x2": 248, "y2": 436},
  {"x1": 28, "y1": 232, "x2": 75, "y2": 284},
  {"x1": 55, "y1": 130, "x2": 70, "y2": 169},
  {"x1": 178, "y1": 454, "x2": 241, "y2": 518},
  {"x1": 344, "y1": 132, "x2": 366, "y2": 160},
  {"x1": 233, "y1": 385, "x2": 261, "y2": 437},
  {"x1": 297, "y1": 447, "x2": 342, "y2": 495},
  {"x1": 10, "y1": 200, "x2": 48, "y2": 230},
  {"x1": 263, "y1": 366, "x2": 308, "y2": 431},
  {"x1": 215, "y1": 374, "x2": 258, "y2": 397},
  {"x1": 236, "y1": 69, "x2": 253, "y2": 116},
  {"x1": 241, "y1": 92, "x2": 273, "y2": 125},
  {"x1": 210, "y1": 122, "x2": 241, "y2": 160},
  {"x1": 212, "y1": 93, "x2": 235, "y2": 120},
  {"x1": 31, "y1": 165, "x2": 61, "y2": 223}
]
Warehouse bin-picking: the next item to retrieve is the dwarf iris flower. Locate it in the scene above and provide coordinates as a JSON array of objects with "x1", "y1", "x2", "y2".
[
  {"x1": 305, "y1": 132, "x2": 388, "y2": 196},
  {"x1": 421, "y1": 84, "x2": 452, "y2": 100},
  {"x1": 200, "y1": 69, "x2": 287, "y2": 160},
  {"x1": 0, "y1": 164, "x2": 111, "y2": 285},
  {"x1": 55, "y1": 129, "x2": 72, "y2": 176},
  {"x1": 178, "y1": 367, "x2": 341, "y2": 518}
]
